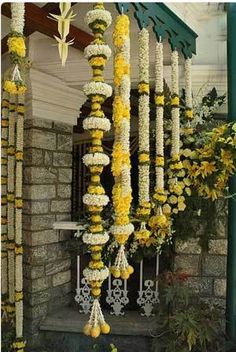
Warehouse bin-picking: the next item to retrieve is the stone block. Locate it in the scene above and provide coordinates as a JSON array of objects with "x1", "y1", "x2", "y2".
[
  {"x1": 57, "y1": 134, "x2": 73, "y2": 151},
  {"x1": 56, "y1": 213, "x2": 71, "y2": 221},
  {"x1": 24, "y1": 129, "x2": 56, "y2": 150},
  {"x1": 202, "y1": 255, "x2": 227, "y2": 277},
  {"x1": 24, "y1": 148, "x2": 44, "y2": 166},
  {"x1": 187, "y1": 277, "x2": 213, "y2": 296},
  {"x1": 214, "y1": 278, "x2": 226, "y2": 297},
  {"x1": 175, "y1": 238, "x2": 201, "y2": 255},
  {"x1": 44, "y1": 151, "x2": 53, "y2": 166},
  {"x1": 23, "y1": 245, "x2": 47, "y2": 265},
  {"x1": 213, "y1": 216, "x2": 228, "y2": 238},
  {"x1": 51, "y1": 282, "x2": 72, "y2": 298},
  {"x1": 45, "y1": 259, "x2": 71, "y2": 276},
  {"x1": 174, "y1": 254, "x2": 200, "y2": 276},
  {"x1": 59, "y1": 230, "x2": 73, "y2": 242},
  {"x1": 52, "y1": 270, "x2": 71, "y2": 287},
  {"x1": 24, "y1": 264, "x2": 45, "y2": 279},
  {"x1": 209, "y1": 239, "x2": 227, "y2": 255},
  {"x1": 24, "y1": 302, "x2": 48, "y2": 319},
  {"x1": 53, "y1": 121, "x2": 73, "y2": 133},
  {"x1": 23, "y1": 185, "x2": 56, "y2": 200},
  {"x1": 24, "y1": 118, "x2": 53, "y2": 129},
  {"x1": 24, "y1": 317, "x2": 42, "y2": 335},
  {"x1": 58, "y1": 168, "x2": 72, "y2": 183},
  {"x1": 23, "y1": 201, "x2": 49, "y2": 215},
  {"x1": 57, "y1": 184, "x2": 72, "y2": 199},
  {"x1": 24, "y1": 276, "x2": 51, "y2": 293},
  {"x1": 51, "y1": 200, "x2": 71, "y2": 213},
  {"x1": 46, "y1": 243, "x2": 70, "y2": 263},
  {"x1": 48, "y1": 294, "x2": 72, "y2": 312},
  {"x1": 53, "y1": 152, "x2": 72, "y2": 167},
  {"x1": 215, "y1": 199, "x2": 228, "y2": 217},
  {"x1": 23, "y1": 214, "x2": 56, "y2": 231},
  {"x1": 24, "y1": 167, "x2": 57, "y2": 184},
  {"x1": 25, "y1": 289, "x2": 51, "y2": 306},
  {"x1": 24, "y1": 230, "x2": 58, "y2": 246}
]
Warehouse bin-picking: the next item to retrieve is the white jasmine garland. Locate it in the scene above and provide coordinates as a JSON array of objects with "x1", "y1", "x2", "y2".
[
  {"x1": 171, "y1": 50, "x2": 179, "y2": 94},
  {"x1": 83, "y1": 152, "x2": 110, "y2": 167},
  {"x1": 83, "y1": 81, "x2": 112, "y2": 99},
  {"x1": 139, "y1": 28, "x2": 149, "y2": 82},
  {"x1": 121, "y1": 165, "x2": 132, "y2": 196},
  {"x1": 83, "y1": 267, "x2": 109, "y2": 282},
  {"x1": 138, "y1": 165, "x2": 150, "y2": 203},
  {"x1": 155, "y1": 42, "x2": 165, "y2": 190},
  {"x1": 171, "y1": 108, "x2": 180, "y2": 156},
  {"x1": 83, "y1": 232, "x2": 109, "y2": 245},
  {"x1": 83, "y1": 116, "x2": 111, "y2": 132},
  {"x1": 83, "y1": 194, "x2": 109, "y2": 206},
  {"x1": 185, "y1": 58, "x2": 192, "y2": 108},
  {"x1": 110, "y1": 223, "x2": 134, "y2": 236},
  {"x1": 86, "y1": 9, "x2": 112, "y2": 28},
  {"x1": 84, "y1": 44, "x2": 112, "y2": 60},
  {"x1": 11, "y1": 3, "x2": 25, "y2": 34},
  {"x1": 139, "y1": 95, "x2": 149, "y2": 152},
  {"x1": 171, "y1": 50, "x2": 180, "y2": 157}
]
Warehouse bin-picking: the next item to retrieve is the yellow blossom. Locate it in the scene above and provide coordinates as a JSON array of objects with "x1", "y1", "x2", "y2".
[{"x1": 8, "y1": 36, "x2": 26, "y2": 57}]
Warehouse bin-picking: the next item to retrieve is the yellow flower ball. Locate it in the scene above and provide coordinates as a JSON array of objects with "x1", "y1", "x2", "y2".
[
  {"x1": 91, "y1": 287, "x2": 101, "y2": 297},
  {"x1": 8, "y1": 36, "x2": 26, "y2": 57},
  {"x1": 169, "y1": 195, "x2": 178, "y2": 204},
  {"x1": 90, "y1": 325, "x2": 101, "y2": 338},
  {"x1": 92, "y1": 252, "x2": 102, "y2": 260},
  {"x1": 127, "y1": 265, "x2": 134, "y2": 275},
  {"x1": 83, "y1": 323, "x2": 92, "y2": 336},
  {"x1": 101, "y1": 323, "x2": 110, "y2": 334},
  {"x1": 163, "y1": 203, "x2": 172, "y2": 214},
  {"x1": 3, "y1": 80, "x2": 17, "y2": 95},
  {"x1": 121, "y1": 270, "x2": 130, "y2": 280}
]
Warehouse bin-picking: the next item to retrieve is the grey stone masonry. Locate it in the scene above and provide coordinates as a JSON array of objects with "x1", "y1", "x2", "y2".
[
  {"x1": 23, "y1": 118, "x2": 73, "y2": 349},
  {"x1": 174, "y1": 198, "x2": 228, "y2": 308}
]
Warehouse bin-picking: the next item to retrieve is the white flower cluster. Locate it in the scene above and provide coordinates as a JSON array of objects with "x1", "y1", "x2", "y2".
[
  {"x1": 83, "y1": 152, "x2": 110, "y2": 167},
  {"x1": 11, "y1": 3, "x2": 25, "y2": 34},
  {"x1": 139, "y1": 28, "x2": 149, "y2": 82},
  {"x1": 138, "y1": 29, "x2": 150, "y2": 204},
  {"x1": 83, "y1": 116, "x2": 111, "y2": 132},
  {"x1": 83, "y1": 194, "x2": 109, "y2": 206},
  {"x1": 83, "y1": 267, "x2": 109, "y2": 282},
  {"x1": 110, "y1": 223, "x2": 134, "y2": 236},
  {"x1": 171, "y1": 50, "x2": 180, "y2": 157},
  {"x1": 86, "y1": 9, "x2": 112, "y2": 28},
  {"x1": 155, "y1": 42, "x2": 165, "y2": 190},
  {"x1": 84, "y1": 44, "x2": 112, "y2": 60},
  {"x1": 138, "y1": 165, "x2": 150, "y2": 203},
  {"x1": 185, "y1": 58, "x2": 192, "y2": 108},
  {"x1": 83, "y1": 232, "x2": 109, "y2": 245},
  {"x1": 83, "y1": 81, "x2": 112, "y2": 99}
]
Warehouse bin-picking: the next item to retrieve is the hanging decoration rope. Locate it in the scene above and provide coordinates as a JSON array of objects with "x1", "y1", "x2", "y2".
[
  {"x1": 1, "y1": 91, "x2": 9, "y2": 320},
  {"x1": 149, "y1": 41, "x2": 171, "y2": 251},
  {"x1": 82, "y1": 2, "x2": 112, "y2": 339},
  {"x1": 184, "y1": 58, "x2": 193, "y2": 121},
  {"x1": 110, "y1": 13, "x2": 134, "y2": 280},
  {"x1": 135, "y1": 28, "x2": 151, "y2": 242}
]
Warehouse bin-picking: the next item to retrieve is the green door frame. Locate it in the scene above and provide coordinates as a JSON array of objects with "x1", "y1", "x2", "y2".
[{"x1": 226, "y1": 3, "x2": 236, "y2": 344}]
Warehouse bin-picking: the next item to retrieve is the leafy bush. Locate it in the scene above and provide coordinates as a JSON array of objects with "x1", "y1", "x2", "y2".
[{"x1": 152, "y1": 271, "x2": 231, "y2": 352}]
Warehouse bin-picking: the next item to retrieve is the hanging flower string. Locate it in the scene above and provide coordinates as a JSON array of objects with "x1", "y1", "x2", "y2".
[
  {"x1": 135, "y1": 28, "x2": 151, "y2": 242},
  {"x1": 149, "y1": 41, "x2": 171, "y2": 251},
  {"x1": 184, "y1": 58, "x2": 193, "y2": 121},
  {"x1": 1, "y1": 90, "x2": 9, "y2": 320},
  {"x1": 110, "y1": 14, "x2": 134, "y2": 280},
  {"x1": 3, "y1": 3, "x2": 26, "y2": 95},
  {"x1": 82, "y1": 2, "x2": 112, "y2": 339}
]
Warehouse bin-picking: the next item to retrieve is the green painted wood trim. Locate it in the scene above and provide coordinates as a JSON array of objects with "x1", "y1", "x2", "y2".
[
  {"x1": 115, "y1": 2, "x2": 198, "y2": 58},
  {"x1": 226, "y1": 2, "x2": 236, "y2": 344}
]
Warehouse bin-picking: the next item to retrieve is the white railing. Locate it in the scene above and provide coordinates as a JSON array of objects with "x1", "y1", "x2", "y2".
[{"x1": 53, "y1": 222, "x2": 160, "y2": 318}]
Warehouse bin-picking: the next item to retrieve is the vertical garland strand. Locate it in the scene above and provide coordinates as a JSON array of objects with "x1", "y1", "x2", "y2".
[
  {"x1": 7, "y1": 94, "x2": 16, "y2": 320},
  {"x1": 1, "y1": 91, "x2": 9, "y2": 318},
  {"x1": 82, "y1": 2, "x2": 112, "y2": 338},
  {"x1": 14, "y1": 94, "x2": 25, "y2": 350},
  {"x1": 110, "y1": 14, "x2": 134, "y2": 280},
  {"x1": 135, "y1": 28, "x2": 151, "y2": 239},
  {"x1": 184, "y1": 58, "x2": 193, "y2": 121},
  {"x1": 171, "y1": 50, "x2": 180, "y2": 159}
]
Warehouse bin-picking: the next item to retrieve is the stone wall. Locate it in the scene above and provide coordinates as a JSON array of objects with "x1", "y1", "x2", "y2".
[
  {"x1": 22, "y1": 118, "x2": 73, "y2": 348},
  {"x1": 174, "y1": 198, "x2": 227, "y2": 307}
]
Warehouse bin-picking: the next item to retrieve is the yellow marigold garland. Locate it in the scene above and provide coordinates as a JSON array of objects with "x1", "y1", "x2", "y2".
[
  {"x1": 110, "y1": 14, "x2": 134, "y2": 279},
  {"x1": 82, "y1": 2, "x2": 112, "y2": 338}
]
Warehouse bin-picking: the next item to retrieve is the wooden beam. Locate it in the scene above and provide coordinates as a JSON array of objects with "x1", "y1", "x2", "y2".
[{"x1": 1, "y1": 2, "x2": 92, "y2": 54}]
